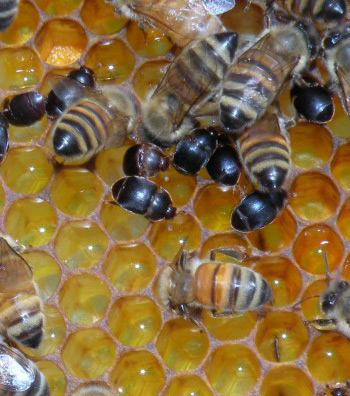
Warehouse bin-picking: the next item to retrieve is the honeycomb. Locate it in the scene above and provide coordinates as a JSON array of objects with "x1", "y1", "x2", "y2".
[{"x1": 1, "y1": 1, "x2": 350, "y2": 395}]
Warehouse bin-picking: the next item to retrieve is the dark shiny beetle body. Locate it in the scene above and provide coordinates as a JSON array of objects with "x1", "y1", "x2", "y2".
[
  {"x1": 291, "y1": 83, "x2": 334, "y2": 123},
  {"x1": 112, "y1": 176, "x2": 176, "y2": 221},
  {"x1": 231, "y1": 190, "x2": 286, "y2": 231},
  {"x1": 0, "y1": 113, "x2": 9, "y2": 164},
  {"x1": 3, "y1": 92, "x2": 46, "y2": 126},
  {"x1": 123, "y1": 144, "x2": 169, "y2": 177},
  {"x1": 46, "y1": 66, "x2": 96, "y2": 118},
  {"x1": 173, "y1": 128, "x2": 219, "y2": 175},
  {"x1": 0, "y1": 0, "x2": 18, "y2": 32},
  {"x1": 206, "y1": 145, "x2": 241, "y2": 185}
]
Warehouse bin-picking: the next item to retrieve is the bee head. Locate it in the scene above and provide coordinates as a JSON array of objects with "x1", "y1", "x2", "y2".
[
  {"x1": 322, "y1": 25, "x2": 350, "y2": 50},
  {"x1": 322, "y1": 280, "x2": 349, "y2": 312}
]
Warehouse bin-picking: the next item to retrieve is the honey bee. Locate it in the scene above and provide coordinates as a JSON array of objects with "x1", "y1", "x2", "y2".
[
  {"x1": 322, "y1": 25, "x2": 350, "y2": 121},
  {"x1": 0, "y1": 238, "x2": 44, "y2": 349},
  {"x1": 46, "y1": 77, "x2": 138, "y2": 165},
  {"x1": 158, "y1": 245, "x2": 273, "y2": 316},
  {"x1": 271, "y1": 0, "x2": 347, "y2": 26},
  {"x1": 106, "y1": 0, "x2": 236, "y2": 46},
  {"x1": 318, "y1": 382, "x2": 350, "y2": 396},
  {"x1": 219, "y1": 22, "x2": 314, "y2": 134},
  {"x1": 0, "y1": 0, "x2": 18, "y2": 32},
  {"x1": 142, "y1": 32, "x2": 238, "y2": 146},
  {"x1": 236, "y1": 111, "x2": 290, "y2": 191},
  {"x1": 0, "y1": 338, "x2": 49, "y2": 395}
]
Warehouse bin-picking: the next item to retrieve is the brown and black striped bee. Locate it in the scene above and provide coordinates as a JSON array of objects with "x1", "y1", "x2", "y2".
[
  {"x1": 142, "y1": 32, "x2": 238, "y2": 146},
  {"x1": 236, "y1": 111, "x2": 291, "y2": 191},
  {"x1": 0, "y1": 337, "x2": 49, "y2": 395},
  {"x1": 219, "y1": 21, "x2": 314, "y2": 134},
  {"x1": 46, "y1": 77, "x2": 138, "y2": 165},
  {"x1": 0, "y1": 238, "x2": 44, "y2": 349},
  {"x1": 158, "y1": 245, "x2": 273, "y2": 317},
  {"x1": 0, "y1": 0, "x2": 18, "y2": 32},
  {"x1": 318, "y1": 382, "x2": 350, "y2": 396}
]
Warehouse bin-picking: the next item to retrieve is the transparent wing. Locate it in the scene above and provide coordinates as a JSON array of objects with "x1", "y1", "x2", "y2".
[
  {"x1": 47, "y1": 75, "x2": 98, "y2": 111},
  {"x1": 202, "y1": 0, "x2": 235, "y2": 14},
  {"x1": 0, "y1": 342, "x2": 35, "y2": 392},
  {"x1": 0, "y1": 238, "x2": 33, "y2": 291},
  {"x1": 336, "y1": 65, "x2": 350, "y2": 119}
]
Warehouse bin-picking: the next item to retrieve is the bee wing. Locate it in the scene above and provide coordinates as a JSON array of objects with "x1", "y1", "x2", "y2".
[
  {"x1": 201, "y1": 0, "x2": 236, "y2": 14},
  {"x1": 47, "y1": 75, "x2": 97, "y2": 110},
  {"x1": 0, "y1": 238, "x2": 33, "y2": 291},
  {"x1": 0, "y1": 342, "x2": 35, "y2": 392},
  {"x1": 336, "y1": 65, "x2": 350, "y2": 118}
]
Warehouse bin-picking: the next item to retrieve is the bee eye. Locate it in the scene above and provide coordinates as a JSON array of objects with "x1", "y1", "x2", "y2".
[
  {"x1": 323, "y1": 32, "x2": 342, "y2": 48},
  {"x1": 322, "y1": 292, "x2": 337, "y2": 311}
]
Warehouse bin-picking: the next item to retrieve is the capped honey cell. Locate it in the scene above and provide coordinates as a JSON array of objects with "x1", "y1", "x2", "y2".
[
  {"x1": 331, "y1": 143, "x2": 350, "y2": 190},
  {"x1": 59, "y1": 273, "x2": 110, "y2": 325},
  {"x1": 126, "y1": 22, "x2": 173, "y2": 58},
  {"x1": 0, "y1": 146, "x2": 53, "y2": 194},
  {"x1": 221, "y1": 1, "x2": 263, "y2": 35},
  {"x1": 205, "y1": 344, "x2": 261, "y2": 396},
  {"x1": 35, "y1": 0, "x2": 83, "y2": 15},
  {"x1": 110, "y1": 350, "x2": 165, "y2": 396},
  {"x1": 289, "y1": 123, "x2": 333, "y2": 169},
  {"x1": 103, "y1": 242, "x2": 156, "y2": 292},
  {"x1": 194, "y1": 184, "x2": 241, "y2": 232},
  {"x1": 108, "y1": 295, "x2": 161, "y2": 347},
  {"x1": 62, "y1": 328, "x2": 116, "y2": 379},
  {"x1": 255, "y1": 311, "x2": 309, "y2": 362},
  {"x1": 290, "y1": 172, "x2": 340, "y2": 222},
  {"x1": 307, "y1": 334, "x2": 350, "y2": 383},
  {"x1": 0, "y1": 47, "x2": 43, "y2": 90},
  {"x1": 20, "y1": 304, "x2": 66, "y2": 358},
  {"x1": 54, "y1": 220, "x2": 108, "y2": 270},
  {"x1": 163, "y1": 375, "x2": 212, "y2": 396},
  {"x1": 100, "y1": 199, "x2": 150, "y2": 241},
  {"x1": 0, "y1": 0, "x2": 39, "y2": 46},
  {"x1": 50, "y1": 168, "x2": 103, "y2": 217},
  {"x1": 156, "y1": 318, "x2": 209, "y2": 371},
  {"x1": 8, "y1": 116, "x2": 48, "y2": 143},
  {"x1": 149, "y1": 213, "x2": 201, "y2": 261},
  {"x1": 80, "y1": 0, "x2": 128, "y2": 35},
  {"x1": 260, "y1": 366, "x2": 314, "y2": 396},
  {"x1": 253, "y1": 256, "x2": 302, "y2": 307},
  {"x1": 5, "y1": 197, "x2": 58, "y2": 247},
  {"x1": 246, "y1": 208, "x2": 296, "y2": 253},
  {"x1": 154, "y1": 167, "x2": 197, "y2": 208},
  {"x1": 21, "y1": 251, "x2": 61, "y2": 301},
  {"x1": 35, "y1": 19, "x2": 87, "y2": 66},
  {"x1": 132, "y1": 60, "x2": 171, "y2": 100},
  {"x1": 337, "y1": 198, "x2": 350, "y2": 240},
  {"x1": 328, "y1": 96, "x2": 350, "y2": 138},
  {"x1": 36, "y1": 360, "x2": 66, "y2": 396},
  {"x1": 293, "y1": 223, "x2": 343, "y2": 275},
  {"x1": 85, "y1": 38, "x2": 135, "y2": 84}
]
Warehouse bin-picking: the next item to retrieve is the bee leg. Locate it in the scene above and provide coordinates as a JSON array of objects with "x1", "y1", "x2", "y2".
[
  {"x1": 211, "y1": 309, "x2": 237, "y2": 317},
  {"x1": 177, "y1": 304, "x2": 203, "y2": 331},
  {"x1": 209, "y1": 249, "x2": 246, "y2": 262},
  {"x1": 306, "y1": 318, "x2": 337, "y2": 328},
  {"x1": 274, "y1": 336, "x2": 281, "y2": 362}
]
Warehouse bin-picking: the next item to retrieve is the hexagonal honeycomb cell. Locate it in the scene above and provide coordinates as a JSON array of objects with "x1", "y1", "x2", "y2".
[{"x1": 3, "y1": 2, "x2": 350, "y2": 395}]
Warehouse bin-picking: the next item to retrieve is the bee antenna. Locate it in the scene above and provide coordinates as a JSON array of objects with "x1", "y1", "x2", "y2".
[
  {"x1": 323, "y1": 251, "x2": 331, "y2": 286},
  {"x1": 291, "y1": 294, "x2": 321, "y2": 310}
]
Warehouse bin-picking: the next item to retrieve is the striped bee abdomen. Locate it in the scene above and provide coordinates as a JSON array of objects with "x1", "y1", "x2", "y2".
[
  {"x1": 0, "y1": 0, "x2": 18, "y2": 32},
  {"x1": 220, "y1": 48, "x2": 286, "y2": 134},
  {"x1": 52, "y1": 100, "x2": 110, "y2": 163},
  {"x1": 0, "y1": 287, "x2": 44, "y2": 349},
  {"x1": 193, "y1": 263, "x2": 272, "y2": 312},
  {"x1": 237, "y1": 114, "x2": 290, "y2": 190}
]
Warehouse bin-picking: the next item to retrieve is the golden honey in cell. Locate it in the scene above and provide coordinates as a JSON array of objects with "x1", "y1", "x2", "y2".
[
  {"x1": 219, "y1": 22, "x2": 312, "y2": 134},
  {"x1": 72, "y1": 382, "x2": 114, "y2": 396},
  {"x1": 106, "y1": 0, "x2": 235, "y2": 46},
  {"x1": 236, "y1": 111, "x2": 290, "y2": 191},
  {"x1": 158, "y1": 246, "x2": 273, "y2": 316},
  {"x1": 0, "y1": 238, "x2": 44, "y2": 349},
  {"x1": 0, "y1": 0, "x2": 18, "y2": 32},
  {"x1": 0, "y1": 337, "x2": 49, "y2": 395},
  {"x1": 323, "y1": 25, "x2": 350, "y2": 122},
  {"x1": 142, "y1": 32, "x2": 238, "y2": 146},
  {"x1": 46, "y1": 77, "x2": 138, "y2": 165}
]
